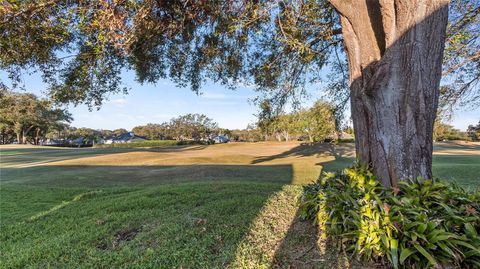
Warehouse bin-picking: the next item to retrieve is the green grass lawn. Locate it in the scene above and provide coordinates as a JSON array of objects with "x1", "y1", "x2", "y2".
[{"x1": 0, "y1": 142, "x2": 479, "y2": 268}]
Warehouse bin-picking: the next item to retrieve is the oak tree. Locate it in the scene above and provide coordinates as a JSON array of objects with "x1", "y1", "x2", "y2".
[{"x1": 1, "y1": 0, "x2": 478, "y2": 186}]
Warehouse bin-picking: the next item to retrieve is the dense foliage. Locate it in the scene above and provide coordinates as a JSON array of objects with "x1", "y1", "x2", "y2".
[
  {"x1": 132, "y1": 113, "x2": 218, "y2": 141},
  {"x1": 433, "y1": 120, "x2": 469, "y2": 141},
  {"x1": 1, "y1": 1, "x2": 477, "y2": 111},
  {"x1": 132, "y1": 123, "x2": 170, "y2": 140},
  {"x1": 257, "y1": 100, "x2": 336, "y2": 142},
  {"x1": 440, "y1": 0, "x2": 480, "y2": 111},
  {"x1": 230, "y1": 124, "x2": 264, "y2": 142},
  {"x1": 0, "y1": 90, "x2": 72, "y2": 144},
  {"x1": 300, "y1": 167, "x2": 480, "y2": 268},
  {"x1": 467, "y1": 121, "x2": 480, "y2": 141}
]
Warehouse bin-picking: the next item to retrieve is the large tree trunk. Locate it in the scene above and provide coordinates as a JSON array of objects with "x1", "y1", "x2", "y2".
[{"x1": 329, "y1": 0, "x2": 449, "y2": 186}]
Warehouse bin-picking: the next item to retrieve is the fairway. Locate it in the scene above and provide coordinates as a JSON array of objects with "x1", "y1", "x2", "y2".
[{"x1": 1, "y1": 142, "x2": 479, "y2": 268}]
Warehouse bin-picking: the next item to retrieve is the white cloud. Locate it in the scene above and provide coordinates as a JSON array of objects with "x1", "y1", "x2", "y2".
[{"x1": 107, "y1": 98, "x2": 128, "y2": 107}]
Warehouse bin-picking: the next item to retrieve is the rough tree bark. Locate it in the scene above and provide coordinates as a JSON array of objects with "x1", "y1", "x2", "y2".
[{"x1": 329, "y1": 0, "x2": 450, "y2": 186}]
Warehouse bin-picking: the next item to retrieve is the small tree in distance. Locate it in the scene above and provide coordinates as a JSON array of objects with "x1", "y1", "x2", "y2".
[{"x1": 297, "y1": 101, "x2": 336, "y2": 143}]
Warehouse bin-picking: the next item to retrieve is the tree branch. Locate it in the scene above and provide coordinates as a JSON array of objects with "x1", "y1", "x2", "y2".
[
  {"x1": 442, "y1": 49, "x2": 480, "y2": 76},
  {"x1": 0, "y1": 0, "x2": 63, "y2": 25}
]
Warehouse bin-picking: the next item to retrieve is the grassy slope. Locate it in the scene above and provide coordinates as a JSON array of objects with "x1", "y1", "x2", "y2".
[{"x1": 0, "y1": 142, "x2": 479, "y2": 268}]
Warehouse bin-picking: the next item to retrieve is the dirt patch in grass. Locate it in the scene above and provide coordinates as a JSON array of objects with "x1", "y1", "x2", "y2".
[
  {"x1": 114, "y1": 227, "x2": 139, "y2": 242},
  {"x1": 97, "y1": 227, "x2": 140, "y2": 250}
]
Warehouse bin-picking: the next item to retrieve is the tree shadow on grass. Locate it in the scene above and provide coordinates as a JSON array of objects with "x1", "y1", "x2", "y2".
[
  {"x1": 0, "y1": 164, "x2": 296, "y2": 187},
  {"x1": 312, "y1": 143, "x2": 355, "y2": 172},
  {"x1": 269, "y1": 208, "x2": 373, "y2": 269},
  {"x1": 0, "y1": 145, "x2": 209, "y2": 167},
  {"x1": 229, "y1": 190, "x2": 371, "y2": 269},
  {"x1": 1, "y1": 163, "x2": 296, "y2": 268},
  {"x1": 251, "y1": 142, "x2": 355, "y2": 165}
]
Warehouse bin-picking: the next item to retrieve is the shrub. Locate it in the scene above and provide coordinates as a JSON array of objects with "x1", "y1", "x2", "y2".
[{"x1": 299, "y1": 166, "x2": 480, "y2": 269}]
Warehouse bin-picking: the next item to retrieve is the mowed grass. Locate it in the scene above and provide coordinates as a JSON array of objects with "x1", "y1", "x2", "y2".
[{"x1": 0, "y1": 142, "x2": 479, "y2": 268}]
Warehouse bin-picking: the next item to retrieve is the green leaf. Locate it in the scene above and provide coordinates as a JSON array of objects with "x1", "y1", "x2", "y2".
[
  {"x1": 411, "y1": 232, "x2": 418, "y2": 242},
  {"x1": 413, "y1": 244, "x2": 437, "y2": 266},
  {"x1": 417, "y1": 223, "x2": 427, "y2": 233},
  {"x1": 465, "y1": 249, "x2": 480, "y2": 258},
  {"x1": 450, "y1": 240, "x2": 480, "y2": 254},
  {"x1": 438, "y1": 242, "x2": 455, "y2": 258},
  {"x1": 399, "y1": 248, "x2": 415, "y2": 264},
  {"x1": 426, "y1": 221, "x2": 436, "y2": 232},
  {"x1": 405, "y1": 222, "x2": 421, "y2": 230},
  {"x1": 464, "y1": 223, "x2": 477, "y2": 238},
  {"x1": 427, "y1": 229, "x2": 443, "y2": 241},
  {"x1": 430, "y1": 233, "x2": 456, "y2": 243},
  {"x1": 390, "y1": 238, "x2": 399, "y2": 269}
]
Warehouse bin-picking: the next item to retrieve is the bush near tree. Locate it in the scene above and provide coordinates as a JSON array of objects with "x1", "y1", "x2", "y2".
[{"x1": 300, "y1": 167, "x2": 480, "y2": 269}]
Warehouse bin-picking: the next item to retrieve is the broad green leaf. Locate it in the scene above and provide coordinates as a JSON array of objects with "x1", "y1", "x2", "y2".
[
  {"x1": 413, "y1": 244, "x2": 437, "y2": 266},
  {"x1": 437, "y1": 242, "x2": 455, "y2": 258},
  {"x1": 399, "y1": 248, "x2": 415, "y2": 264},
  {"x1": 417, "y1": 223, "x2": 427, "y2": 233},
  {"x1": 464, "y1": 223, "x2": 477, "y2": 238},
  {"x1": 390, "y1": 238, "x2": 399, "y2": 269},
  {"x1": 450, "y1": 240, "x2": 480, "y2": 254}
]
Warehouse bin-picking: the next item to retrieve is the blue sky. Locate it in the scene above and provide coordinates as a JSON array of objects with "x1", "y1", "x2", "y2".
[{"x1": 1, "y1": 71, "x2": 478, "y2": 131}]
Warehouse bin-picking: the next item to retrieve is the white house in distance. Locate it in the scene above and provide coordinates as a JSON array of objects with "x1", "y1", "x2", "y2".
[
  {"x1": 99, "y1": 132, "x2": 148, "y2": 144},
  {"x1": 114, "y1": 132, "x2": 148, "y2": 143}
]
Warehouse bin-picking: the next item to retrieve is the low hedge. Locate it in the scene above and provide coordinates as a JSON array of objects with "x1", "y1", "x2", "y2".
[
  {"x1": 94, "y1": 140, "x2": 209, "y2": 148},
  {"x1": 299, "y1": 166, "x2": 480, "y2": 269}
]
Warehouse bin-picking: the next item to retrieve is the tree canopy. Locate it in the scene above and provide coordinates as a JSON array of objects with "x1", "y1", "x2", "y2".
[
  {"x1": 132, "y1": 113, "x2": 218, "y2": 141},
  {"x1": 257, "y1": 100, "x2": 336, "y2": 142},
  {"x1": 0, "y1": 90, "x2": 72, "y2": 144},
  {"x1": 1, "y1": 0, "x2": 478, "y2": 112}
]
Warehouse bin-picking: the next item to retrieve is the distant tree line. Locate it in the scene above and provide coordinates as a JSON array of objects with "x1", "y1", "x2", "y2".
[
  {"x1": 130, "y1": 102, "x2": 338, "y2": 143},
  {"x1": 45, "y1": 127, "x2": 129, "y2": 146},
  {"x1": 433, "y1": 119, "x2": 480, "y2": 142},
  {"x1": 132, "y1": 114, "x2": 220, "y2": 141},
  {"x1": 0, "y1": 90, "x2": 72, "y2": 144},
  {"x1": 2, "y1": 89, "x2": 476, "y2": 145}
]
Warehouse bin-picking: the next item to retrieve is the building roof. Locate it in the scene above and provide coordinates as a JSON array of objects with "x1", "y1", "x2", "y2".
[{"x1": 113, "y1": 132, "x2": 148, "y2": 141}]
